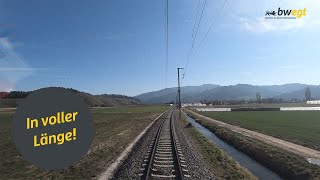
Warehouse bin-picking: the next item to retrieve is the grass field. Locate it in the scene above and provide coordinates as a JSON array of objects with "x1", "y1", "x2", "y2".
[
  {"x1": 91, "y1": 105, "x2": 169, "y2": 113},
  {"x1": 192, "y1": 102, "x2": 320, "y2": 108},
  {"x1": 189, "y1": 112, "x2": 320, "y2": 179},
  {"x1": 0, "y1": 105, "x2": 168, "y2": 179},
  {"x1": 199, "y1": 111, "x2": 320, "y2": 150},
  {"x1": 0, "y1": 112, "x2": 13, "y2": 130}
]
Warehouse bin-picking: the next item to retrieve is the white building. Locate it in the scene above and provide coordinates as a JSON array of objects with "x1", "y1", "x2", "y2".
[
  {"x1": 307, "y1": 100, "x2": 320, "y2": 105},
  {"x1": 182, "y1": 103, "x2": 207, "y2": 107}
]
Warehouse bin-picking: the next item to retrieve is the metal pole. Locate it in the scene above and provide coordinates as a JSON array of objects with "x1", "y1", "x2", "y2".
[{"x1": 177, "y1": 68, "x2": 184, "y2": 118}]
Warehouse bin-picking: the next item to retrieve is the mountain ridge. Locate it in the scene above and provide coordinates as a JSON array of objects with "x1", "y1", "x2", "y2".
[{"x1": 135, "y1": 83, "x2": 320, "y2": 104}]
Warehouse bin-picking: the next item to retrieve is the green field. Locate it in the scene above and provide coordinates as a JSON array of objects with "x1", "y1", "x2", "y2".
[
  {"x1": 193, "y1": 102, "x2": 320, "y2": 108},
  {"x1": 91, "y1": 105, "x2": 169, "y2": 113},
  {"x1": 199, "y1": 111, "x2": 320, "y2": 150},
  {"x1": 0, "y1": 106, "x2": 168, "y2": 179}
]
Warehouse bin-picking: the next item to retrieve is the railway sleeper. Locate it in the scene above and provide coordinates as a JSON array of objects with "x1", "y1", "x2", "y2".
[
  {"x1": 155, "y1": 153, "x2": 172, "y2": 156},
  {"x1": 153, "y1": 164, "x2": 174, "y2": 167},
  {"x1": 155, "y1": 157, "x2": 173, "y2": 160},
  {"x1": 154, "y1": 160, "x2": 174, "y2": 163},
  {"x1": 156, "y1": 150, "x2": 172, "y2": 154},
  {"x1": 157, "y1": 148, "x2": 172, "y2": 150},
  {"x1": 157, "y1": 144, "x2": 172, "y2": 147},
  {"x1": 151, "y1": 174, "x2": 176, "y2": 178}
]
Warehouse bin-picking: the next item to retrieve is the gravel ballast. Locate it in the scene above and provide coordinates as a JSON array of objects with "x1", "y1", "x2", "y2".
[
  {"x1": 111, "y1": 109, "x2": 215, "y2": 179},
  {"x1": 172, "y1": 110, "x2": 215, "y2": 179}
]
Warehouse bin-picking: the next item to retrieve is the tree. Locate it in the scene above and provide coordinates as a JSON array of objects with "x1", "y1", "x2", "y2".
[
  {"x1": 305, "y1": 86, "x2": 312, "y2": 101},
  {"x1": 256, "y1": 92, "x2": 261, "y2": 104}
]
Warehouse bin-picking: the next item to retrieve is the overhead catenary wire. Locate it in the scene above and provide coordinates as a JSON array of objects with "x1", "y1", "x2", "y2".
[
  {"x1": 183, "y1": 0, "x2": 228, "y2": 80},
  {"x1": 191, "y1": 0, "x2": 201, "y2": 39},
  {"x1": 197, "y1": 0, "x2": 228, "y2": 48},
  {"x1": 183, "y1": 0, "x2": 207, "y2": 76}
]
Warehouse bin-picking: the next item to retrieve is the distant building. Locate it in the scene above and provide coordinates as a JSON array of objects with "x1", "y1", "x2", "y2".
[
  {"x1": 0, "y1": 92, "x2": 9, "y2": 99},
  {"x1": 182, "y1": 103, "x2": 207, "y2": 107},
  {"x1": 306, "y1": 100, "x2": 320, "y2": 105}
]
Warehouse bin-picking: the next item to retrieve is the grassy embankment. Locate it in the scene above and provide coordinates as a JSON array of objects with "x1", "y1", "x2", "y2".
[
  {"x1": 187, "y1": 110, "x2": 320, "y2": 179},
  {"x1": 0, "y1": 106, "x2": 168, "y2": 179},
  {"x1": 179, "y1": 115, "x2": 257, "y2": 180},
  {"x1": 200, "y1": 111, "x2": 320, "y2": 150}
]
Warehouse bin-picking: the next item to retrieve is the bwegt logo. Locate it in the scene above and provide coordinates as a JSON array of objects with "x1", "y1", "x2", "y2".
[{"x1": 265, "y1": 8, "x2": 307, "y2": 19}]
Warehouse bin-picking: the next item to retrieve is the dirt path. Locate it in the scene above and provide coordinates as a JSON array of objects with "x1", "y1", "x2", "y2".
[{"x1": 186, "y1": 109, "x2": 320, "y2": 159}]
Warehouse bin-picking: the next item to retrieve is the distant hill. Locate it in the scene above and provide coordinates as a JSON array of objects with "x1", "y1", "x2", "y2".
[
  {"x1": 79, "y1": 93, "x2": 142, "y2": 107},
  {"x1": 0, "y1": 88, "x2": 142, "y2": 108},
  {"x1": 275, "y1": 86, "x2": 320, "y2": 101},
  {"x1": 135, "y1": 84, "x2": 219, "y2": 104},
  {"x1": 260, "y1": 83, "x2": 307, "y2": 94},
  {"x1": 195, "y1": 84, "x2": 280, "y2": 101},
  {"x1": 135, "y1": 83, "x2": 320, "y2": 104}
]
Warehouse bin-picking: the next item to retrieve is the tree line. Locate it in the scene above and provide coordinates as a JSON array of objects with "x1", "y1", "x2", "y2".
[
  {"x1": 1, "y1": 87, "x2": 133, "y2": 99},
  {"x1": 199, "y1": 86, "x2": 314, "y2": 105}
]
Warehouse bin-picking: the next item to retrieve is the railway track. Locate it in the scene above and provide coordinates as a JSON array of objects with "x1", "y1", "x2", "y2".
[{"x1": 139, "y1": 109, "x2": 191, "y2": 179}]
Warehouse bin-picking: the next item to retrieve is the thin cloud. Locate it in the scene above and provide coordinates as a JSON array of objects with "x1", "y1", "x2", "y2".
[
  {"x1": 0, "y1": 37, "x2": 13, "y2": 50},
  {"x1": 240, "y1": 17, "x2": 305, "y2": 33},
  {"x1": 127, "y1": 33, "x2": 137, "y2": 37},
  {"x1": 280, "y1": 65, "x2": 303, "y2": 70},
  {"x1": 103, "y1": 35, "x2": 114, "y2": 40},
  {"x1": 0, "y1": 37, "x2": 13, "y2": 58},
  {"x1": 0, "y1": 37, "x2": 44, "y2": 90},
  {"x1": 240, "y1": 71, "x2": 253, "y2": 75},
  {"x1": 0, "y1": 67, "x2": 46, "y2": 71},
  {"x1": 37, "y1": 74, "x2": 71, "y2": 78},
  {"x1": 255, "y1": 56, "x2": 265, "y2": 60},
  {"x1": 104, "y1": 33, "x2": 137, "y2": 40},
  {"x1": 53, "y1": 75, "x2": 70, "y2": 78}
]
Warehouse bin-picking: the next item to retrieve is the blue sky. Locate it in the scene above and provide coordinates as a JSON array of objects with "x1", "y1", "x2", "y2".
[{"x1": 0, "y1": 0, "x2": 319, "y2": 96}]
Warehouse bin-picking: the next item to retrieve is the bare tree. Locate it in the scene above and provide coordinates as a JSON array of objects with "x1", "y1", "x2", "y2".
[
  {"x1": 305, "y1": 86, "x2": 312, "y2": 101},
  {"x1": 256, "y1": 92, "x2": 261, "y2": 104}
]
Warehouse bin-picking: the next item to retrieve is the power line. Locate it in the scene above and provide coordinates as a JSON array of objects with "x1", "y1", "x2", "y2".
[
  {"x1": 165, "y1": 0, "x2": 169, "y2": 92},
  {"x1": 192, "y1": 0, "x2": 201, "y2": 39},
  {"x1": 197, "y1": 0, "x2": 228, "y2": 48},
  {"x1": 183, "y1": 0, "x2": 228, "y2": 81},
  {"x1": 184, "y1": 0, "x2": 207, "y2": 74}
]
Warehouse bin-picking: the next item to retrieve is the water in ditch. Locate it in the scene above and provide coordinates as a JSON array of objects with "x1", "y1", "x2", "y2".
[{"x1": 184, "y1": 113, "x2": 282, "y2": 180}]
